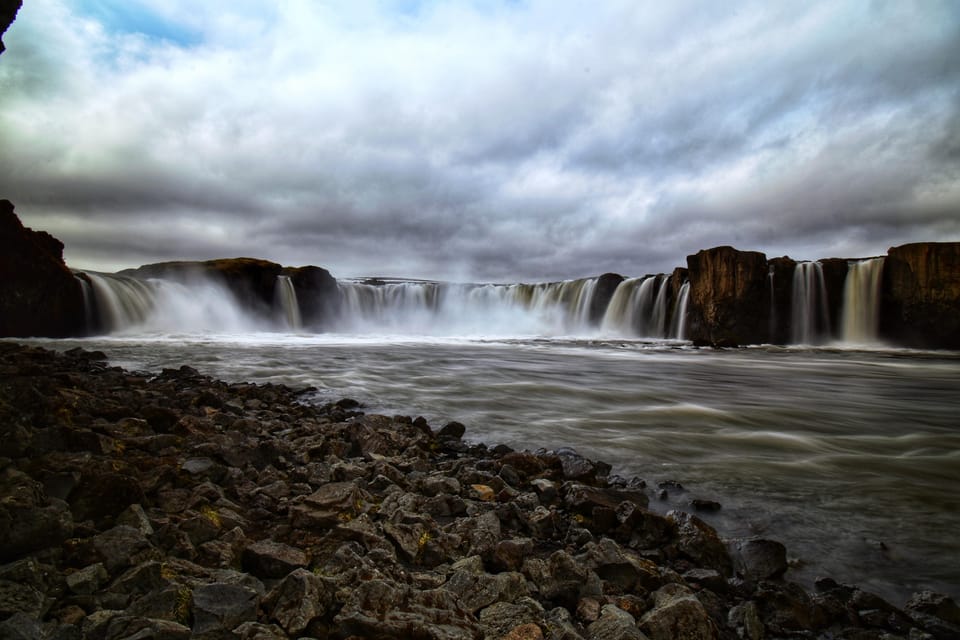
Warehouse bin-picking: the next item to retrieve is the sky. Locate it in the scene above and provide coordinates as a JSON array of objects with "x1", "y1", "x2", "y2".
[{"x1": 1, "y1": 0, "x2": 958, "y2": 281}]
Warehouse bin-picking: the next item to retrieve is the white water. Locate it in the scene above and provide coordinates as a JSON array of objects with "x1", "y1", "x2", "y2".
[
  {"x1": 25, "y1": 333, "x2": 960, "y2": 606},
  {"x1": 600, "y1": 275, "x2": 683, "y2": 338},
  {"x1": 792, "y1": 261, "x2": 830, "y2": 344},
  {"x1": 670, "y1": 281, "x2": 691, "y2": 340},
  {"x1": 275, "y1": 275, "x2": 302, "y2": 330},
  {"x1": 842, "y1": 258, "x2": 885, "y2": 344}
]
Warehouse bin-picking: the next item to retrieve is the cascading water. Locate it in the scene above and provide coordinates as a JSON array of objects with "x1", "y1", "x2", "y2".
[
  {"x1": 275, "y1": 275, "x2": 302, "y2": 330},
  {"x1": 82, "y1": 272, "x2": 261, "y2": 334},
  {"x1": 601, "y1": 275, "x2": 683, "y2": 338},
  {"x1": 335, "y1": 278, "x2": 602, "y2": 336},
  {"x1": 669, "y1": 281, "x2": 690, "y2": 340},
  {"x1": 841, "y1": 257, "x2": 885, "y2": 344},
  {"x1": 791, "y1": 262, "x2": 830, "y2": 344}
]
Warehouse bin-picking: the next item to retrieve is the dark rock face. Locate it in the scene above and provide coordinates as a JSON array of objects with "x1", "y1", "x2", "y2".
[
  {"x1": 686, "y1": 246, "x2": 770, "y2": 346},
  {"x1": 589, "y1": 273, "x2": 624, "y2": 324},
  {"x1": 0, "y1": 0, "x2": 21, "y2": 56},
  {"x1": 0, "y1": 200, "x2": 85, "y2": 338},
  {"x1": 767, "y1": 256, "x2": 796, "y2": 344},
  {"x1": 881, "y1": 242, "x2": 960, "y2": 349},
  {"x1": 282, "y1": 265, "x2": 340, "y2": 329}
]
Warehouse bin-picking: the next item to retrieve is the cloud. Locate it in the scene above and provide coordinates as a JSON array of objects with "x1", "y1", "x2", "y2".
[{"x1": 0, "y1": 0, "x2": 958, "y2": 281}]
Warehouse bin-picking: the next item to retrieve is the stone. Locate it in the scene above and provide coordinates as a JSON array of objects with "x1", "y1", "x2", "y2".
[
  {"x1": 576, "y1": 538, "x2": 661, "y2": 593},
  {"x1": 478, "y1": 598, "x2": 546, "y2": 639},
  {"x1": 103, "y1": 616, "x2": 193, "y2": 640},
  {"x1": 241, "y1": 539, "x2": 308, "y2": 579},
  {"x1": 0, "y1": 469, "x2": 74, "y2": 561},
  {"x1": 728, "y1": 601, "x2": 764, "y2": 640},
  {"x1": 191, "y1": 582, "x2": 260, "y2": 636},
  {"x1": 0, "y1": 612, "x2": 43, "y2": 640},
  {"x1": 905, "y1": 591, "x2": 960, "y2": 625},
  {"x1": 524, "y1": 550, "x2": 598, "y2": 608},
  {"x1": 667, "y1": 511, "x2": 732, "y2": 576},
  {"x1": 0, "y1": 579, "x2": 48, "y2": 619},
  {"x1": 91, "y1": 525, "x2": 155, "y2": 573},
  {"x1": 728, "y1": 538, "x2": 788, "y2": 581},
  {"x1": 65, "y1": 563, "x2": 109, "y2": 595},
  {"x1": 232, "y1": 621, "x2": 289, "y2": 640},
  {"x1": 503, "y1": 623, "x2": 545, "y2": 640},
  {"x1": 639, "y1": 583, "x2": 718, "y2": 640},
  {"x1": 264, "y1": 568, "x2": 335, "y2": 635},
  {"x1": 587, "y1": 605, "x2": 647, "y2": 640},
  {"x1": 882, "y1": 242, "x2": 960, "y2": 349}
]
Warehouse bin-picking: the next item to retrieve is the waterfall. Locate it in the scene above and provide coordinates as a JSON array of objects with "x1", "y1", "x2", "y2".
[
  {"x1": 841, "y1": 258, "x2": 885, "y2": 344},
  {"x1": 81, "y1": 272, "x2": 259, "y2": 334},
  {"x1": 669, "y1": 281, "x2": 690, "y2": 339},
  {"x1": 275, "y1": 275, "x2": 302, "y2": 330},
  {"x1": 791, "y1": 262, "x2": 830, "y2": 344},
  {"x1": 600, "y1": 275, "x2": 676, "y2": 337},
  {"x1": 335, "y1": 277, "x2": 603, "y2": 335}
]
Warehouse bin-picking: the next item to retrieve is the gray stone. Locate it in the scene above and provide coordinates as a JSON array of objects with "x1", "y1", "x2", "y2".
[
  {"x1": 242, "y1": 539, "x2": 308, "y2": 579},
  {"x1": 639, "y1": 583, "x2": 717, "y2": 640},
  {"x1": 524, "y1": 550, "x2": 598, "y2": 608},
  {"x1": 103, "y1": 616, "x2": 192, "y2": 640},
  {"x1": 444, "y1": 568, "x2": 527, "y2": 614},
  {"x1": 728, "y1": 601, "x2": 764, "y2": 640},
  {"x1": 667, "y1": 511, "x2": 732, "y2": 576},
  {"x1": 191, "y1": 582, "x2": 260, "y2": 636},
  {"x1": 92, "y1": 525, "x2": 155, "y2": 573},
  {"x1": 728, "y1": 538, "x2": 788, "y2": 581},
  {"x1": 264, "y1": 568, "x2": 335, "y2": 635},
  {"x1": 65, "y1": 563, "x2": 108, "y2": 595},
  {"x1": 116, "y1": 504, "x2": 155, "y2": 537},
  {"x1": 0, "y1": 579, "x2": 48, "y2": 619},
  {"x1": 586, "y1": 605, "x2": 647, "y2": 640},
  {"x1": 232, "y1": 621, "x2": 289, "y2": 640},
  {"x1": 0, "y1": 612, "x2": 43, "y2": 640}
]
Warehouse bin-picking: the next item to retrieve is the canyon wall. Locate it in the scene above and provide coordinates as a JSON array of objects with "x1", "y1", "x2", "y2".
[{"x1": 882, "y1": 243, "x2": 960, "y2": 350}]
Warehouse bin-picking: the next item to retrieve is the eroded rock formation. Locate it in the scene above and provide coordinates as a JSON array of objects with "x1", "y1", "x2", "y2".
[
  {"x1": 881, "y1": 243, "x2": 960, "y2": 350},
  {"x1": 0, "y1": 200, "x2": 85, "y2": 337},
  {"x1": 685, "y1": 247, "x2": 770, "y2": 347}
]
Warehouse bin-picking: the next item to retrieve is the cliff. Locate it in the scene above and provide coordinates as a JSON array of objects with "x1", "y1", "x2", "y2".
[
  {"x1": 0, "y1": 0, "x2": 21, "y2": 56},
  {"x1": 0, "y1": 200, "x2": 85, "y2": 337},
  {"x1": 881, "y1": 243, "x2": 960, "y2": 350},
  {"x1": 685, "y1": 247, "x2": 770, "y2": 347}
]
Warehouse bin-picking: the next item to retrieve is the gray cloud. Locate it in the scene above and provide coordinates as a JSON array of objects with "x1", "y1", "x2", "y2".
[{"x1": 0, "y1": 0, "x2": 958, "y2": 281}]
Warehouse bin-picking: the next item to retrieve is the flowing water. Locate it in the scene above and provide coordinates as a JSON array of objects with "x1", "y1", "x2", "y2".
[
  {"x1": 18, "y1": 269, "x2": 960, "y2": 604},
  {"x1": 23, "y1": 333, "x2": 960, "y2": 605}
]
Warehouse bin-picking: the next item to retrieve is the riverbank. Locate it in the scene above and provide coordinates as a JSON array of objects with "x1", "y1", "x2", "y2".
[{"x1": 1, "y1": 343, "x2": 958, "y2": 639}]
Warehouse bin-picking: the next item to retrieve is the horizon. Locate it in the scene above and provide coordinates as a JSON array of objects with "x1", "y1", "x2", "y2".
[{"x1": 1, "y1": 1, "x2": 958, "y2": 281}]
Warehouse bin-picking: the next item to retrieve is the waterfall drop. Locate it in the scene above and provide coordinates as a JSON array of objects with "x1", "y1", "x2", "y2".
[
  {"x1": 275, "y1": 275, "x2": 302, "y2": 330},
  {"x1": 791, "y1": 262, "x2": 830, "y2": 344},
  {"x1": 669, "y1": 281, "x2": 690, "y2": 340},
  {"x1": 841, "y1": 258, "x2": 885, "y2": 344}
]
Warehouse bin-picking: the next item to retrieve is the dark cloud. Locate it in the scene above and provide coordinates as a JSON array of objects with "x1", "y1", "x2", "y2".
[{"x1": 0, "y1": 1, "x2": 957, "y2": 281}]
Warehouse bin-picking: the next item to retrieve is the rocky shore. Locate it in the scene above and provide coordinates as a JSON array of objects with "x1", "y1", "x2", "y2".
[{"x1": 1, "y1": 343, "x2": 958, "y2": 640}]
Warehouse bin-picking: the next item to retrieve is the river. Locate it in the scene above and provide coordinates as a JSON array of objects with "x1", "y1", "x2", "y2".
[{"x1": 27, "y1": 332, "x2": 960, "y2": 605}]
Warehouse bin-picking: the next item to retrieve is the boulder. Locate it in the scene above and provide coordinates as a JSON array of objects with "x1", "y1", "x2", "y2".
[
  {"x1": 191, "y1": 582, "x2": 260, "y2": 637},
  {"x1": 727, "y1": 538, "x2": 788, "y2": 581},
  {"x1": 882, "y1": 242, "x2": 960, "y2": 349},
  {"x1": 587, "y1": 605, "x2": 646, "y2": 640},
  {"x1": 0, "y1": 201, "x2": 85, "y2": 337},
  {"x1": 639, "y1": 583, "x2": 717, "y2": 640},
  {"x1": 263, "y1": 568, "x2": 335, "y2": 636},
  {"x1": 686, "y1": 246, "x2": 770, "y2": 346}
]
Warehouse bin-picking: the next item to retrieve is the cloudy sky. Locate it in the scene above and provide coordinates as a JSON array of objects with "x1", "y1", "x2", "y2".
[{"x1": 1, "y1": 1, "x2": 958, "y2": 281}]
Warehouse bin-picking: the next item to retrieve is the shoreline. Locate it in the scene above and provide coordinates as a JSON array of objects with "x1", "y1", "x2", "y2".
[{"x1": 1, "y1": 342, "x2": 958, "y2": 639}]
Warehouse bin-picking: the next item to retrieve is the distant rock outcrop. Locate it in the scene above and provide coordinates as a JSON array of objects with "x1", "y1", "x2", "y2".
[
  {"x1": 685, "y1": 246, "x2": 770, "y2": 347},
  {"x1": 0, "y1": 199, "x2": 85, "y2": 337},
  {"x1": 282, "y1": 265, "x2": 340, "y2": 330},
  {"x1": 0, "y1": 0, "x2": 22, "y2": 56},
  {"x1": 881, "y1": 242, "x2": 960, "y2": 350}
]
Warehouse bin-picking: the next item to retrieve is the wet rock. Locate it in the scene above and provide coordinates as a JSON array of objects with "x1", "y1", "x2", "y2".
[
  {"x1": 906, "y1": 591, "x2": 960, "y2": 625},
  {"x1": 191, "y1": 582, "x2": 260, "y2": 637},
  {"x1": 667, "y1": 511, "x2": 732, "y2": 576},
  {"x1": 639, "y1": 583, "x2": 718, "y2": 640},
  {"x1": 586, "y1": 605, "x2": 646, "y2": 640},
  {"x1": 241, "y1": 539, "x2": 308, "y2": 579},
  {"x1": 691, "y1": 499, "x2": 721, "y2": 512},
  {"x1": 438, "y1": 421, "x2": 466, "y2": 439},
  {"x1": 728, "y1": 538, "x2": 788, "y2": 581},
  {"x1": 728, "y1": 601, "x2": 764, "y2": 640}
]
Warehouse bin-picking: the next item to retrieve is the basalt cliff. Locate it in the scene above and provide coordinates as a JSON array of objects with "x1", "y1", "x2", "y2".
[{"x1": 2, "y1": 200, "x2": 959, "y2": 349}]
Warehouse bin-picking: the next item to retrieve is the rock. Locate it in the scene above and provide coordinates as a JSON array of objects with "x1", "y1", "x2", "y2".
[
  {"x1": 882, "y1": 243, "x2": 960, "y2": 349},
  {"x1": 102, "y1": 616, "x2": 193, "y2": 640},
  {"x1": 263, "y1": 568, "x2": 335, "y2": 636},
  {"x1": 524, "y1": 550, "x2": 598, "y2": 609},
  {"x1": 191, "y1": 582, "x2": 260, "y2": 637},
  {"x1": 65, "y1": 563, "x2": 109, "y2": 595},
  {"x1": 906, "y1": 591, "x2": 960, "y2": 625},
  {"x1": 667, "y1": 511, "x2": 732, "y2": 576},
  {"x1": 728, "y1": 601, "x2": 764, "y2": 640},
  {"x1": 283, "y1": 264, "x2": 340, "y2": 330},
  {"x1": 335, "y1": 579, "x2": 481, "y2": 639},
  {"x1": 0, "y1": 200, "x2": 85, "y2": 337},
  {"x1": 444, "y1": 567, "x2": 527, "y2": 614},
  {"x1": 478, "y1": 598, "x2": 546, "y2": 639},
  {"x1": 639, "y1": 583, "x2": 718, "y2": 640},
  {"x1": 232, "y1": 621, "x2": 289, "y2": 640},
  {"x1": 576, "y1": 538, "x2": 661, "y2": 593},
  {"x1": 289, "y1": 481, "x2": 369, "y2": 529},
  {"x1": 91, "y1": 525, "x2": 156, "y2": 574},
  {"x1": 0, "y1": 2, "x2": 22, "y2": 57},
  {"x1": 241, "y1": 539, "x2": 308, "y2": 579},
  {"x1": 438, "y1": 421, "x2": 466, "y2": 439},
  {"x1": 728, "y1": 538, "x2": 788, "y2": 581},
  {"x1": 587, "y1": 605, "x2": 647, "y2": 640},
  {"x1": 686, "y1": 246, "x2": 770, "y2": 346},
  {"x1": 0, "y1": 612, "x2": 43, "y2": 640},
  {"x1": 502, "y1": 622, "x2": 545, "y2": 640},
  {"x1": 0, "y1": 579, "x2": 48, "y2": 619},
  {"x1": 0, "y1": 470, "x2": 74, "y2": 560}
]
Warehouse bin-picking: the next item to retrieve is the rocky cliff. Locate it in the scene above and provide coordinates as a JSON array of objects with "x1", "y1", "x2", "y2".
[
  {"x1": 881, "y1": 243, "x2": 960, "y2": 350},
  {"x1": 685, "y1": 247, "x2": 770, "y2": 347},
  {"x1": 0, "y1": 0, "x2": 21, "y2": 56},
  {"x1": 0, "y1": 200, "x2": 85, "y2": 338}
]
